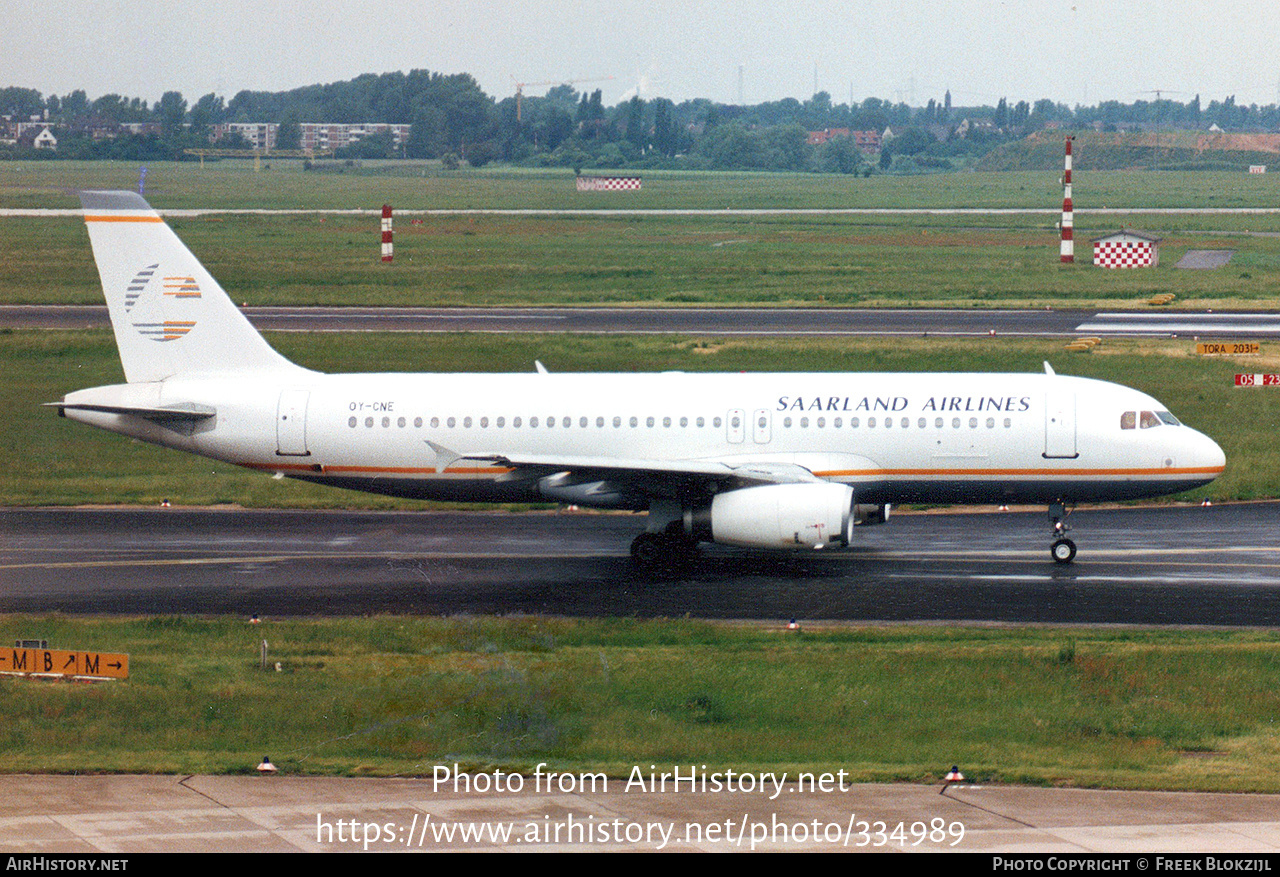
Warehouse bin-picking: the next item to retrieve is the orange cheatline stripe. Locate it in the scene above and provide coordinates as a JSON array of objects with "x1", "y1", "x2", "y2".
[
  {"x1": 84, "y1": 215, "x2": 165, "y2": 223},
  {"x1": 814, "y1": 466, "x2": 1225, "y2": 478}
]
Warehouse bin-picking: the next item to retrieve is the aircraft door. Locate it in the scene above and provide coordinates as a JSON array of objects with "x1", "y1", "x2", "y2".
[
  {"x1": 1043, "y1": 390, "x2": 1078, "y2": 459},
  {"x1": 752, "y1": 408, "x2": 772, "y2": 444},
  {"x1": 727, "y1": 408, "x2": 745, "y2": 444},
  {"x1": 276, "y1": 389, "x2": 311, "y2": 456}
]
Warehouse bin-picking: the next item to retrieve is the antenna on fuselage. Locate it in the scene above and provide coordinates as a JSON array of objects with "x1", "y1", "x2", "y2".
[{"x1": 1044, "y1": 361, "x2": 1056, "y2": 376}]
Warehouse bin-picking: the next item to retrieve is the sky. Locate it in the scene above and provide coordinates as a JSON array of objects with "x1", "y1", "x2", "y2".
[{"x1": 6, "y1": 0, "x2": 1280, "y2": 110}]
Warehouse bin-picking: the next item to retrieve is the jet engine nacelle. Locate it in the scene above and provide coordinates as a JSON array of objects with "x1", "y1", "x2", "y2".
[{"x1": 708, "y1": 482, "x2": 855, "y2": 549}]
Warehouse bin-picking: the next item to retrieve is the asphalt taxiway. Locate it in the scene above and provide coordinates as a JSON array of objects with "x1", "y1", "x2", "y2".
[
  {"x1": 3, "y1": 503, "x2": 1279, "y2": 624},
  {"x1": 7, "y1": 303, "x2": 1280, "y2": 338}
]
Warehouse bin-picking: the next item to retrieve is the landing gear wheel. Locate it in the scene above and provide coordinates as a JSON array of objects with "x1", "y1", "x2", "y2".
[
  {"x1": 630, "y1": 533, "x2": 665, "y2": 569},
  {"x1": 1051, "y1": 537, "x2": 1077, "y2": 565},
  {"x1": 630, "y1": 532, "x2": 697, "y2": 575}
]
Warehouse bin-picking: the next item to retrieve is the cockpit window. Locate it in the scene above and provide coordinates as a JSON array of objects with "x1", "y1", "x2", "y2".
[{"x1": 1122, "y1": 410, "x2": 1180, "y2": 430}]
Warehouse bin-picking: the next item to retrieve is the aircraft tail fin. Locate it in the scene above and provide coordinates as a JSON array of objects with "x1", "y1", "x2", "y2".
[{"x1": 79, "y1": 190, "x2": 306, "y2": 383}]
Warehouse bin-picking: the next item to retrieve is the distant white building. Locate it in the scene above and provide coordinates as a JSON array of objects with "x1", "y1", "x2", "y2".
[
  {"x1": 212, "y1": 122, "x2": 413, "y2": 152},
  {"x1": 13, "y1": 123, "x2": 57, "y2": 150}
]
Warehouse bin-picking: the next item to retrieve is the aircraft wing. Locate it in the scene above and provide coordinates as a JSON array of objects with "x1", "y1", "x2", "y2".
[{"x1": 427, "y1": 441, "x2": 822, "y2": 487}]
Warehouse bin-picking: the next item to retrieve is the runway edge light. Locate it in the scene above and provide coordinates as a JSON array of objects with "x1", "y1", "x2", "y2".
[{"x1": 257, "y1": 756, "x2": 278, "y2": 774}]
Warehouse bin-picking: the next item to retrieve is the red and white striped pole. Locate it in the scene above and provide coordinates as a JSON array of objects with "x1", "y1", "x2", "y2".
[
  {"x1": 1060, "y1": 137, "x2": 1074, "y2": 263},
  {"x1": 381, "y1": 204, "x2": 393, "y2": 263}
]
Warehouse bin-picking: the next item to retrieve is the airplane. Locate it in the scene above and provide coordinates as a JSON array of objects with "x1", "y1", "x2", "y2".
[{"x1": 55, "y1": 190, "x2": 1226, "y2": 570}]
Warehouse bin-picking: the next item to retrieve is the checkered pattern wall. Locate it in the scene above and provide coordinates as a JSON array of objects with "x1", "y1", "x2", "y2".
[
  {"x1": 575, "y1": 176, "x2": 642, "y2": 192},
  {"x1": 1093, "y1": 240, "x2": 1156, "y2": 268}
]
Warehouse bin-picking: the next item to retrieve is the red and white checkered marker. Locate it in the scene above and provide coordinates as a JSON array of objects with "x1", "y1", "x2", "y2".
[
  {"x1": 1094, "y1": 239, "x2": 1155, "y2": 268},
  {"x1": 576, "y1": 176, "x2": 642, "y2": 191}
]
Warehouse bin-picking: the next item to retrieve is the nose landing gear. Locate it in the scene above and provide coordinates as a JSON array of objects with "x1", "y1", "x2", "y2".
[{"x1": 1049, "y1": 502, "x2": 1076, "y2": 564}]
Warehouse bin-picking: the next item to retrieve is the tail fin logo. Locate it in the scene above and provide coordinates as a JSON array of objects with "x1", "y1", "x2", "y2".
[{"x1": 125, "y1": 263, "x2": 202, "y2": 342}]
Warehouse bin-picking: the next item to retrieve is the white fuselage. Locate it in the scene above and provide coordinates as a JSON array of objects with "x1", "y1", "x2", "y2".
[{"x1": 63, "y1": 369, "x2": 1226, "y2": 508}]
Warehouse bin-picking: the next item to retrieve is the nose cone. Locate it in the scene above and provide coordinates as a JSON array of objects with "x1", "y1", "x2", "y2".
[{"x1": 1190, "y1": 428, "x2": 1226, "y2": 482}]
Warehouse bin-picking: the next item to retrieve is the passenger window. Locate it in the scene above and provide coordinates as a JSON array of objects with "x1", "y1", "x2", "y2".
[{"x1": 1121, "y1": 411, "x2": 1135, "y2": 430}]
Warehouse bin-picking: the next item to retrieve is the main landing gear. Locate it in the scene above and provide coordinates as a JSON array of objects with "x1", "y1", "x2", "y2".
[
  {"x1": 1048, "y1": 502, "x2": 1076, "y2": 564},
  {"x1": 630, "y1": 530, "x2": 699, "y2": 575}
]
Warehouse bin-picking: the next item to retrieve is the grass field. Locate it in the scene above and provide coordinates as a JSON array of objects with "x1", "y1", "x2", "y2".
[
  {"x1": 2, "y1": 615, "x2": 1279, "y2": 791},
  {"x1": 2, "y1": 330, "x2": 1273, "y2": 507},
  {"x1": 5, "y1": 210, "x2": 1280, "y2": 310},
  {"x1": 8, "y1": 160, "x2": 1280, "y2": 211}
]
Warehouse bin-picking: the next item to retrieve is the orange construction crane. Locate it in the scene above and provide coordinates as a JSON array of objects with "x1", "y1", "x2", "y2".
[{"x1": 511, "y1": 75, "x2": 614, "y2": 122}]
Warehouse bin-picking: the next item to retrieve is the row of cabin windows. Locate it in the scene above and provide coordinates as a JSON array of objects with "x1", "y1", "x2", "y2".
[
  {"x1": 349, "y1": 414, "x2": 727, "y2": 429},
  {"x1": 346, "y1": 414, "x2": 1015, "y2": 430}
]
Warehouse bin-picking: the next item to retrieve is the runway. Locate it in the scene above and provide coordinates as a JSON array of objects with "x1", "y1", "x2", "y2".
[
  {"x1": 4, "y1": 503, "x2": 1279, "y2": 624},
  {"x1": 6, "y1": 303, "x2": 1280, "y2": 338}
]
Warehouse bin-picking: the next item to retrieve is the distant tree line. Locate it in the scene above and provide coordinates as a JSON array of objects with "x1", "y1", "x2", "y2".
[{"x1": 4, "y1": 74, "x2": 1280, "y2": 173}]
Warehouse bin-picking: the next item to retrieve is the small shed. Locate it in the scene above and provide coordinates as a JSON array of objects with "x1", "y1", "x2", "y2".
[{"x1": 1092, "y1": 230, "x2": 1162, "y2": 268}]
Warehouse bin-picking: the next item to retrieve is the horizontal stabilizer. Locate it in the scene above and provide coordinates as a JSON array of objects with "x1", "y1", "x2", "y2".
[{"x1": 48, "y1": 401, "x2": 216, "y2": 424}]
